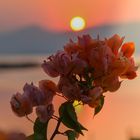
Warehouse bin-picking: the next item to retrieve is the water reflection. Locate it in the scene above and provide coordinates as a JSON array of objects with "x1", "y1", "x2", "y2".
[{"x1": 0, "y1": 56, "x2": 139, "y2": 140}]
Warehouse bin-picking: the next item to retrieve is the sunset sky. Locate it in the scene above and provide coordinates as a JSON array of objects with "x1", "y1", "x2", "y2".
[
  {"x1": 0, "y1": 0, "x2": 140, "y2": 32},
  {"x1": 0, "y1": 1, "x2": 140, "y2": 139}
]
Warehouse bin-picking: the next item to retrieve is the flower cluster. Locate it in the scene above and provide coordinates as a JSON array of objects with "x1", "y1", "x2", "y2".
[
  {"x1": 10, "y1": 34, "x2": 137, "y2": 140},
  {"x1": 42, "y1": 34, "x2": 137, "y2": 107},
  {"x1": 10, "y1": 80, "x2": 57, "y2": 122}
]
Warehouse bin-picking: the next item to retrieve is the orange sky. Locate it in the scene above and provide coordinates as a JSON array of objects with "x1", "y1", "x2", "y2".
[{"x1": 0, "y1": 0, "x2": 140, "y2": 32}]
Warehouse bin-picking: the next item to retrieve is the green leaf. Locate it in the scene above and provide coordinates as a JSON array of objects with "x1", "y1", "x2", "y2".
[
  {"x1": 67, "y1": 102, "x2": 87, "y2": 131},
  {"x1": 59, "y1": 102, "x2": 82, "y2": 134},
  {"x1": 33, "y1": 118, "x2": 49, "y2": 140},
  {"x1": 59, "y1": 102, "x2": 87, "y2": 135},
  {"x1": 79, "y1": 124, "x2": 88, "y2": 131},
  {"x1": 66, "y1": 102, "x2": 77, "y2": 121},
  {"x1": 94, "y1": 96, "x2": 105, "y2": 116},
  {"x1": 65, "y1": 130, "x2": 76, "y2": 140}
]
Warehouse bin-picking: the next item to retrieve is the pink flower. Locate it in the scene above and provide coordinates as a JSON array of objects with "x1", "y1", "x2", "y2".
[
  {"x1": 106, "y1": 34, "x2": 124, "y2": 55},
  {"x1": 39, "y1": 80, "x2": 57, "y2": 93},
  {"x1": 64, "y1": 39, "x2": 79, "y2": 55},
  {"x1": 10, "y1": 93, "x2": 32, "y2": 117},
  {"x1": 119, "y1": 42, "x2": 137, "y2": 79},
  {"x1": 78, "y1": 35, "x2": 92, "y2": 47},
  {"x1": 120, "y1": 42, "x2": 135, "y2": 58},
  {"x1": 10, "y1": 81, "x2": 57, "y2": 117},
  {"x1": 39, "y1": 80, "x2": 57, "y2": 104},
  {"x1": 80, "y1": 95, "x2": 92, "y2": 104},
  {"x1": 80, "y1": 87, "x2": 103, "y2": 108},
  {"x1": 23, "y1": 83, "x2": 46, "y2": 106},
  {"x1": 107, "y1": 36, "x2": 137, "y2": 80},
  {"x1": 23, "y1": 81, "x2": 56, "y2": 106},
  {"x1": 88, "y1": 42, "x2": 115, "y2": 78},
  {"x1": 42, "y1": 51, "x2": 72, "y2": 76},
  {"x1": 36, "y1": 104, "x2": 54, "y2": 123},
  {"x1": 64, "y1": 35, "x2": 93, "y2": 61},
  {"x1": 58, "y1": 76, "x2": 81, "y2": 101},
  {"x1": 42, "y1": 60, "x2": 59, "y2": 77},
  {"x1": 88, "y1": 87, "x2": 103, "y2": 99},
  {"x1": 71, "y1": 53, "x2": 87, "y2": 74},
  {"x1": 110, "y1": 57, "x2": 137, "y2": 80},
  {"x1": 10, "y1": 34, "x2": 138, "y2": 120},
  {"x1": 87, "y1": 87, "x2": 103, "y2": 108},
  {"x1": 54, "y1": 51, "x2": 72, "y2": 75},
  {"x1": 101, "y1": 75, "x2": 122, "y2": 92}
]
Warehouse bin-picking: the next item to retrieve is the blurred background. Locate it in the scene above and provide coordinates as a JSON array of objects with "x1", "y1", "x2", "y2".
[{"x1": 0, "y1": 0, "x2": 140, "y2": 140}]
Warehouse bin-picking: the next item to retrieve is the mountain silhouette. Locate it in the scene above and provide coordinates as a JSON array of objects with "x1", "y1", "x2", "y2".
[{"x1": 0, "y1": 23, "x2": 140, "y2": 54}]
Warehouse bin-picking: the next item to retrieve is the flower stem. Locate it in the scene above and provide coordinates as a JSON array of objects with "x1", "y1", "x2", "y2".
[
  {"x1": 50, "y1": 118, "x2": 61, "y2": 140},
  {"x1": 25, "y1": 115, "x2": 34, "y2": 124}
]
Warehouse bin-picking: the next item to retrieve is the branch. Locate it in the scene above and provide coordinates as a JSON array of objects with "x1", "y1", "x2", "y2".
[{"x1": 50, "y1": 118, "x2": 61, "y2": 140}]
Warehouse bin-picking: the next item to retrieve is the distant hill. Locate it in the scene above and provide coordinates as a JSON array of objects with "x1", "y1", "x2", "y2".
[{"x1": 0, "y1": 23, "x2": 140, "y2": 54}]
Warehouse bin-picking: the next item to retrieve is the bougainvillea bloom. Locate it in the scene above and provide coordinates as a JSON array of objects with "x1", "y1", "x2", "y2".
[
  {"x1": 41, "y1": 34, "x2": 137, "y2": 103},
  {"x1": 11, "y1": 34, "x2": 137, "y2": 117},
  {"x1": 121, "y1": 42, "x2": 135, "y2": 58},
  {"x1": 106, "y1": 34, "x2": 124, "y2": 56},
  {"x1": 10, "y1": 34, "x2": 137, "y2": 140},
  {"x1": 39, "y1": 80, "x2": 57, "y2": 104},
  {"x1": 23, "y1": 83, "x2": 46, "y2": 106},
  {"x1": 58, "y1": 76, "x2": 81, "y2": 101},
  {"x1": 10, "y1": 93, "x2": 33, "y2": 117},
  {"x1": 36, "y1": 104, "x2": 54, "y2": 123},
  {"x1": 10, "y1": 81, "x2": 56, "y2": 117}
]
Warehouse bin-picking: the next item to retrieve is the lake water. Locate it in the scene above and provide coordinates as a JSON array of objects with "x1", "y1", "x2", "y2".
[{"x1": 0, "y1": 55, "x2": 139, "y2": 140}]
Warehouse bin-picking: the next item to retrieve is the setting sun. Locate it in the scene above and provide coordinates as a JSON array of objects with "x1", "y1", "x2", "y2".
[{"x1": 70, "y1": 16, "x2": 86, "y2": 31}]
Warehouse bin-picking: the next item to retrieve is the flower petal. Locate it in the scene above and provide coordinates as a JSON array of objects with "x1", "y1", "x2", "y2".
[{"x1": 121, "y1": 42, "x2": 135, "y2": 58}]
